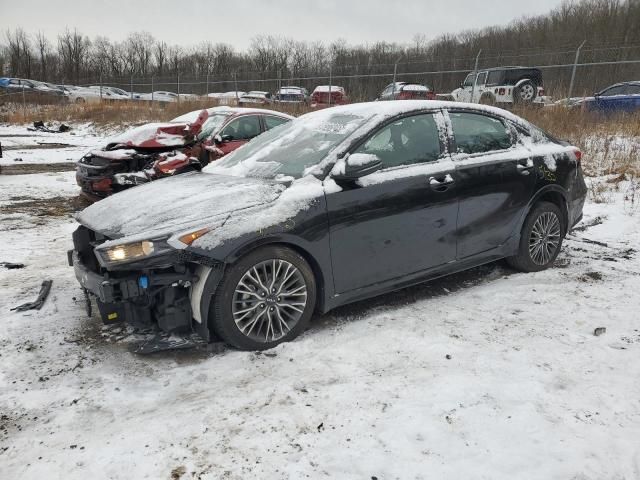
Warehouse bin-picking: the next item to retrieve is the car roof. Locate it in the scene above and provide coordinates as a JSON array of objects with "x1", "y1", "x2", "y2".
[
  {"x1": 297, "y1": 100, "x2": 534, "y2": 131},
  {"x1": 171, "y1": 106, "x2": 294, "y2": 123}
]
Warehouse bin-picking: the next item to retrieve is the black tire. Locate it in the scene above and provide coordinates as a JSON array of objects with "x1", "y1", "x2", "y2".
[
  {"x1": 479, "y1": 93, "x2": 496, "y2": 105},
  {"x1": 513, "y1": 80, "x2": 537, "y2": 105},
  {"x1": 507, "y1": 201, "x2": 565, "y2": 272},
  {"x1": 210, "y1": 246, "x2": 317, "y2": 350}
]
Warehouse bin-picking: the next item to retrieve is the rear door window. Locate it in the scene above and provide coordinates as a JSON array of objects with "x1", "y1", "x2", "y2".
[
  {"x1": 449, "y1": 112, "x2": 512, "y2": 154},
  {"x1": 355, "y1": 113, "x2": 443, "y2": 168},
  {"x1": 476, "y1": 72, "x2": 488, "y2": 86},
  {"x1": 486, "y1": 70, "x2": 502, "y2": 86}
]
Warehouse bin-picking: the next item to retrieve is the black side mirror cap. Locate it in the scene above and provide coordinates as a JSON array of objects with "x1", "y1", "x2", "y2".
[{"x1": 332, "y1": 153, "x2": 383, "y2": 181}]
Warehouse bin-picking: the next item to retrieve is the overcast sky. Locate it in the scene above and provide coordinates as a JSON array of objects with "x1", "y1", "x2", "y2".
[{"x1": 0, "y1": 0, "x2": 566, "y2": 49}]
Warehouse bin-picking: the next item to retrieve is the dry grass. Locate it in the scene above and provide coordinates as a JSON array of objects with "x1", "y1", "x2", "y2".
[
  {"x1": 515, "y1": 107, "x2": 640, "y2": 178},
  {"x1": 0, "y1": 100, "x2": 312, "y2": 125}
]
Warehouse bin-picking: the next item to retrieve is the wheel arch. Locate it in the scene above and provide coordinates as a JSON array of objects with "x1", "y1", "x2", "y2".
[
  {"x1": 223, "y1": 235, "x2": 331, "y2": 313},
  {"x1": 527, "y1": 185, "x2": 570, "y2": 235}
]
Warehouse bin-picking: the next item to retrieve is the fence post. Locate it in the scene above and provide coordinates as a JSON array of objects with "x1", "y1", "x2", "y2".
[
  {"x1": 22, "y1": 85, "x2": 26, "y2": 122},
  {"x1": 568, "y1": 40, "x2": 586, "y2": 100},
  {"x1": 130, "y1": 75, "x2": 133, "y2": 100},
  {"x1": 100, "y1": 74, "x2": 103, "y2": 101},
  {"x1": 470, "y1": 49, "x2": 482, "y2": 103},
  {"x1": 328, "y1": 64, "x2": 332, "y2": 107},
  {"x1": 206, "y1": 72, "x2": 210, "y2": 96},
  {"x1": 151, "y1": 76, "x2": 154, "y2": 109},
  {"x1": 392, "y1": 54, "x2": 403, "y2": 98},
  {"x1": 234, "y1": 72, "x2": 239, "y2": 103}
]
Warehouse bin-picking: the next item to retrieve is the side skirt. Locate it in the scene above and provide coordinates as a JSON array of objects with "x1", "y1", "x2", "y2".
[{"x1": 322, "y1": 242, "x2": 517, "y2": 313}]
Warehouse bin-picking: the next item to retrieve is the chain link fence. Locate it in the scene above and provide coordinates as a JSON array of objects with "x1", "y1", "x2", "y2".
[{"x1": 2, "y1": 45, "x2": 640, "y2": 108}]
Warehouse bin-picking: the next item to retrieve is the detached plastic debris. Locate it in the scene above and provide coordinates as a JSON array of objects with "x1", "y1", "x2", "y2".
[
  {"x1": 1, "y1": 262, "x2": 25, "y2": 269},
  {"x1": 11, "y1": 280, "x2": 53, "y2": 311},
  {"x1": 593, "y1": 327, "x2": 607, "y2": 336},
  {"x1": 28, "y1": 121, "x2": 71, "y2": 133},
  {"x1": 132, "y1": 332, "x2": 207, "y2": 355}
]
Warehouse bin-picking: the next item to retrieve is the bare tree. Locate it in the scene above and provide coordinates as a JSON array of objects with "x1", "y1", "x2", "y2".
[{"x1": 57, "y1": 29, "x2": 91, "y2": 84}]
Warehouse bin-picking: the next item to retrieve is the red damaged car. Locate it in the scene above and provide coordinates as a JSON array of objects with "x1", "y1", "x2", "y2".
[{"x1": 76, "y1": 107, "x2": 293, "y2": 201}]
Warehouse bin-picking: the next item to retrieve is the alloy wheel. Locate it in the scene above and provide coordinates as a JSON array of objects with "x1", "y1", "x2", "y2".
[
  {"x1": 528, "y1": 211, "x2": 561, "y2": 265},
  {"x1": 231, "y1": 259, "x2": 308, "y2": 343}
]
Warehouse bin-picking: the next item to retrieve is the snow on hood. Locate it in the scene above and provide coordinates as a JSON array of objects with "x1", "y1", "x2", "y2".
[
  {"x1": 76, "y1": 172, "x2": 286, "y2": 242},
  {"x1": 192, "y1": 175, "x2": 326, "y2": 251}
]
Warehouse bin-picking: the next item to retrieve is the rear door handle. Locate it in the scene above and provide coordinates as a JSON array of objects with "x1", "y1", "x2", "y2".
[
  {"x1": 429, "y1": 173, "x2": 454, "y2": 191},
  {"x1": 517, "y1": 159, "x2": 534, "y2": 175}
]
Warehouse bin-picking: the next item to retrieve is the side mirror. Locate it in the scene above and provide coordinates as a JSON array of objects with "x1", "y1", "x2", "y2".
[
  {"x1": 333, "y1": 153, "x2": 382, "y2": 181},
  {"x1": 215, "y1": 134, "x2": 233, "y2": 144}
]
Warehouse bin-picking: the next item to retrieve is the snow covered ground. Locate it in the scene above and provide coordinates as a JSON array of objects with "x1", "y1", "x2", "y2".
[
  {"x1": 0, "y1": 123, "x2": 105, "y2": 166},
  {"x1": 0, "y1": 124, "x2": 639, "y2": 479}
]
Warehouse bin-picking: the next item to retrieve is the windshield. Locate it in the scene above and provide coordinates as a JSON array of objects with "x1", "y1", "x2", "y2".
[
  {"x1": 196, "y1": 114, "x2": 229, "y2": 140},
  {"x1": 206, "y1": 111, "x2": 368, "y2": 179}
]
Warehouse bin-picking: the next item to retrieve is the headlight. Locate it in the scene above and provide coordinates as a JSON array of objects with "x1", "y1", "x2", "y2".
[
  {"x1": 104, "y1": 240, "x2": 154, "y2": 262},
  {"x1": 96, "y1": 239, "x2": 171, "y2": 266}
]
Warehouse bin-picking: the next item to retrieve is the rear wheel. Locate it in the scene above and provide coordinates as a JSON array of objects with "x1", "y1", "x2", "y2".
[
  {"x1": 507, "y1": 201, "x2": 564, "y2": 272},
  {"x1": 211, "y1": 246, "x2": 316, "y2": 350}
]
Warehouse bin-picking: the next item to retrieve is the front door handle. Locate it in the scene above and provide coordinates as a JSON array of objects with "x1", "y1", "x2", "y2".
[{"x1": 429, "y1": 174, "x2": 454, "y2": 191}]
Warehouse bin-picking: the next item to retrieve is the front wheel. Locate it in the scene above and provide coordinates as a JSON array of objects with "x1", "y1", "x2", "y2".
[
  {"x1": 211, "y1": 246, "x2": 316, "y2": 350},
  {"x1": 507, "y1": 201, "x2": 564, "y2": 272}
]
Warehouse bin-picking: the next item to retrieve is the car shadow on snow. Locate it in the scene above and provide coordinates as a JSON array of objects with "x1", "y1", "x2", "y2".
[{"x1": 309, "y1": 260, "x2": 515, "y2": 334}]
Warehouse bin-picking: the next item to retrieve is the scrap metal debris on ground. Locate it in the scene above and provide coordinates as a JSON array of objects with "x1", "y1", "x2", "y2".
[
  {"x1": 11, "y1": 280, "x2": 52, "y2": 311},
  {"x1": 1, "y1": 262, "x2": 25, "y2": 269},
  {"x1": 28, "y1": 121, "x2": 71, "y2": 134}
]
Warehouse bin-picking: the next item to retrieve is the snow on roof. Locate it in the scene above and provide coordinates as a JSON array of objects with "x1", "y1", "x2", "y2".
[
  {"x1": 278, "y1": 87, "x2": 304, "y2": 95},
  {"x1": 313, "y1": 85, "x2": 345, "y2": 93},
  {"x1": 402, "y1": 84, "x2": 429, "y2": 92}
]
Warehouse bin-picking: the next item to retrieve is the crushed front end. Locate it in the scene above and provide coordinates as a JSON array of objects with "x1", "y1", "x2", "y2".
[
  {"x1": 76, "y1": 109, "x2": 211, "y2": 202},
  {"x1": 68, "y1": 225, "x2": 219, "y2": 341},
  {"x1": 76, "y1": 147, "x2": 207, "y2": 202}
]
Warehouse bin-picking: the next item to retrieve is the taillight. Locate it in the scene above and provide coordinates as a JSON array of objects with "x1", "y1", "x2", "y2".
[
  {"x1": 539, "y1": 87, "x2": 545, "y2": 95},
  {"x1": 92, "y1": 178, "x2": 112, "y2": 192},
  {"x1": 426, "y1": 91, "x2": 436, "y2": 100},
  {"x1": 574, "y1": 149, "x2": 582, "y2": 165},
  {"x1": 397, "y1": 91, "x2": 412, "y2": 100}
]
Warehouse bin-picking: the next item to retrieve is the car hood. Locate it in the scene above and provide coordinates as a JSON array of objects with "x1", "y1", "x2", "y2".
[
  {"x1": 104, "y1": 110, "x2": 209, "y2": 150},
  {"x1": 76, "y1": 172, "x2": 287, "y2": 241}
]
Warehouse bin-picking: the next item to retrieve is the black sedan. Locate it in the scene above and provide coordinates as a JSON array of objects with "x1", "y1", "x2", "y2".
[{"x1": 70, "y1": 101, "x2": 587, "y2": 351}]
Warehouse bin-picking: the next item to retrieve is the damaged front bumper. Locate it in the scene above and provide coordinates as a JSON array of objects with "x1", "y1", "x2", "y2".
[{"x1": 69, "y1": 249, "x2": 198, "y2": 333}]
